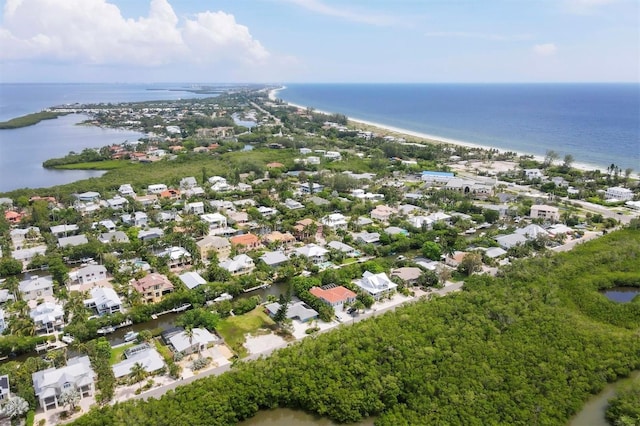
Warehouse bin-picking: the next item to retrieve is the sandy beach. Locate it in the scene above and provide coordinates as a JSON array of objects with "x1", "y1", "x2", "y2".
[{"x1": 268, "y1": 86, "x2": 608, "y2": 174}]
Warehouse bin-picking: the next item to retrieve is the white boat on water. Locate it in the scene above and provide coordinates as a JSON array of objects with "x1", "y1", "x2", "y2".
[
  {"x1": 97, "y1": 326, "x2": 115, "y2": 335},
  {"x1": 172, "y1": 303, "x2": 191, "y2": 313},
  {"x1": 124, "y1": 331, "x2": 139, "y2": 342}
]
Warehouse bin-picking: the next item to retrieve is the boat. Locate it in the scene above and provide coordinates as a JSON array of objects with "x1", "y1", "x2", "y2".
[
  {"x1": 61, "y1": 334, "x2": 75, "y2": 344},
  {"x1": 97, "y1": 326, "x2": 115, "y2": 335},
  {"x1": 171, "y1": 303, "x2": 191, "y2": 313},
  {"x1": 123, "y1": 331, "x2": 139, "y2": 342}
]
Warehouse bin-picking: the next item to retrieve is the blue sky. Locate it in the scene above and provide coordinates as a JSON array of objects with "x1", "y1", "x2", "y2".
[{"x1": 1, "y1": 0, "x2": 638, "y2": 82}]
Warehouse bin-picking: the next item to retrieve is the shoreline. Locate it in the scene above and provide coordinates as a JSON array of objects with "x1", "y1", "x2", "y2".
[{"x1": 268, "y1": 86, "x2": 611, "y2": 174}]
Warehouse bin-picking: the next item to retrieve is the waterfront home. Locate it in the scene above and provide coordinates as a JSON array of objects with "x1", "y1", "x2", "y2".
[
  {"x1": 529, "y1": 205, "x2": 560, "y2": 222},
  {"x1": 30, "y1": 302, "x2": 64, "y2": 334},
  {"x1": 294, "y1": 244, "x2": 329, "y2": 265},
  {"x1": 310, "y1": 285, "x2": 356, "y2": 312},
  {"x1": 74, "y1": 264, "x2": 107, "y2": 285},
  {"x1": 229, "y1": 233, "x2": 262, "y2": 252},
  {"x1": 164, "y1": 327, "x2": 219, "y2": 356},
  {"x1": 265, "y1": 301, "x2": 319, "y2": 323},
  {"x1": 605, "y1": 186, "x2": 634, "y2": 201},
  {"x1": 524, "y1": 168, "x2": 544, "y2": 180},
  {"x1": 354, "y1": 271, "x2": 398, "y2": 300},
  {"x1": 321, "y1": 213, "x2": 348, "y2": 230},
  {"x1": 105, "y1": 195, "x2": 128, "y2": 210},
  {"x1": 98, "y1": 231, "x2": 130, "y2": 244},
  {"x1": 11, "y1": 245, "x2": 47, "y2": 266},
  {"x1": 58, "y1": 234, "x2": 89, "y2": 248},
  {"x1": 370, "y1": 205, "x2": 398, "y2": 222},
  {"x1": 112, "y1": 344, "x2": 165, "y2": 379},
  {"x1": 19, "y1": 276, "x2": 54, "y2": 300},
  {"x1": 157, "y1": 246, "x2": 192, "y2": 269},
  {"x1": 32, "y1": 356, "x2": 96, "y2": 411},
  {"x1": 10, "y1": 227, "x2": 42, "y2": 249},
  {"x1": 184, "y1": 201, "x2": 205, "y2": 215},
  {"x1": 75, "y1": 191, "x2": 101, "y2": 203},
  {"x1": 131, "y1": 273, "x2": 174, "y2": 304},
  {"x1": 84, "y1": 287, "x2": 122, "y2": 316},
  {"x1": 259, "y1": 251, "x2": 289, "y2": 268},
  {"x1": 178, "y1": 271, "x2": 207, "y2": 290},
  {"x1": 263, "y1": 231, "x2": 296, "y2": 247},
  {"x1": 196, "y1": 235, "x2": 231, "y2": 260},
  {"x1": 219, "y1": 254, "x2": 255, "y2": 276}
]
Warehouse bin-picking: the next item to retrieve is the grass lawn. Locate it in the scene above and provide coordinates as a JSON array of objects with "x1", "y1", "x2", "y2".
[
  {"x1": 216, "y1": 307, "x2": 276, "y2": 358},
  {"x1": 110, "y1": 343, "x2": 135, "y2": 365}
]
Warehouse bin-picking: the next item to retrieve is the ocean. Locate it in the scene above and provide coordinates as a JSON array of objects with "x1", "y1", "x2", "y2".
[
  {"x1": 1, "y1": 83, "x2": 638, "y2": 192},
  {"x1": 277, "y1": 83, "x2": 640, "y2": 171}
]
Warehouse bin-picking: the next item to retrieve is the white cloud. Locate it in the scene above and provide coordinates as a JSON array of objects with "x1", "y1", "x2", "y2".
[
  {"x1": 533, "y1": 43, "x2": 558, "y2": 56},
  {"x1": 424, "y1": 32, "x2": 533, "y2": 41},
  {"x1": 0, "y1": 0, "x2": 269, "y2": 67},
  {"x1": 563, "y1": 0, "x2": 619, "y2": 14},
  {"x1": 284, "y1": 0, "x2": 397, "y2": 26}
]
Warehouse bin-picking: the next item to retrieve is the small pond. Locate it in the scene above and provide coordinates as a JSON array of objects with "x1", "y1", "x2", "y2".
[{"x1": 602, "y1": 287, "x2": 640, "y2": 303}]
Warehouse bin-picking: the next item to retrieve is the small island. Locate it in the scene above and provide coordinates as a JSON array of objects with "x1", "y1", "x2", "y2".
[{"x1": 0, "y1": 111, "x2": 70, "y2": 129}]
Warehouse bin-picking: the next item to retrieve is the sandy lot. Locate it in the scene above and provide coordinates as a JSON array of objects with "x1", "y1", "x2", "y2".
[{"x1": 244, "y1": 333, "x2": 287, "y2": 355}]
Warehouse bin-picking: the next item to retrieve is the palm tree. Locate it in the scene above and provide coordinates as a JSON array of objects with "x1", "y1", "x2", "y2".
[
  {"x1": 130, "y1": 362, "x2": 147, "y2": 390},
  {"x1": 58, "y1": 387, "x2": 80, "y2": 413},
  {"x1": 184, "y1": 326, "x2": 195, "y2": 360},
  {"x1": 2, "y1": 396, "x2": 29, "y2": 419}
]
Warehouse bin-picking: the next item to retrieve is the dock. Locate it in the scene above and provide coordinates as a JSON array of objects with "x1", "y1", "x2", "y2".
[{"x1": 243, "y1": 283, "x2": 270, "y2": 293}]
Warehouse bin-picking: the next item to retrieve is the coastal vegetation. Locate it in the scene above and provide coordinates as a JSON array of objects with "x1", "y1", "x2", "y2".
[
  {"x1": 0, "y1": 111, "x2": 69, "y2": 129},
  {"x1": 68, "y1": 229, "x2": 640, "y2": 425},
  {"x1": 606, "y1": 379, "x2": 640, "y2": 426}
]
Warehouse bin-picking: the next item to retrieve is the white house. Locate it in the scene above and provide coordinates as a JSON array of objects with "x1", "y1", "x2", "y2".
[
  {"x1": 370, "y1": 205, "x2": 398, "y2": 222},
  {"x1": 32, "y1": 356, "x2": 96, "y2": 411},
  {"x1": 354, "y1": 271, "x2": 398, "y2": 300},
  {"x1": 105, "y1": 195, "x2": 128, "y2": 210},
  {"x1": 201, "y1": 213, "x2": 228, "y2": 231},
  {"x1": 295, "y1": 244, "x2": 329, "y2": 264},
  {"x1": 353, "y1": 232, "x2": 380, "y2": 244},
  {"x1": 321, "y1": 213, "x2": 348, "y2": 230},
  {"x1": 157, "y1": 247, "x2": 192, "y2": 269},
  {"x1": 300, "y1": 182, "x2": 324, "y2": 193},
  {"x1": 184, "y1": 201, "x2": 205, "y2": 215},
  {"x1": 219, "y1": 254, "x2": 255, "y2": 276},
  {"x1": 122, "y1": 211, "x2": 148, "y2": 227},
  {"x1": 166, "y1": 328, "x2": 219, "y2": 356},
  {"x1": 178, "y1": 271, "x2": 207, "y2": 290},
  {"x1": 180, "y1": 177, "x2": 198, "y2": 189},
  {"x1": 495, "y1": 233, "x2": 528, "y2": 249},
  {"x1": 324, "y1": 151, "x2": 341, "y2": 160},
  {"x1": 605, "y1": 186, "x2": 634, "y2": 201},
  {"x1": 118, "y1": 184, "x2": 135, "y2": 197},
  {"x1": 75, "y1": 264, "x2": 108, "y2": 285},
  {"x1": 112, "y1": 344, "x2": 165, "y2": 379},
  {"x1": 30, "y1": 302, "x2": 64, "y2": 334},
  {"x1": 19, "y1": 276, "x2": 54, "y2": 301},
  {"x1": 524, "y1": 169, "x2": 544, "y2": 180},
  {"x1": 58, "y1": 234, "x2": 89, "y2": 248},
  {"x1": 530, "y1": 205, "x2": 560, "y2": 222},
  {"x1": 259, "y1": 251, "x2": 290, "y2": 267},
  {"x1": 84, "y1": 287, "x2": 122, "y2": 316},
  {"x1": 147, "y1": 184, "x2": 168, "y2": 194}
]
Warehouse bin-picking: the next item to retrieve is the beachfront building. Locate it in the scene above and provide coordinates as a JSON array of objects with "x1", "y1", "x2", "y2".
[
  {"x1": 605, "y1": 186, "x2": 634, "y2": 201},
  {"x1": 530, "y1": 205, "x2": 560, "y2": 222}
]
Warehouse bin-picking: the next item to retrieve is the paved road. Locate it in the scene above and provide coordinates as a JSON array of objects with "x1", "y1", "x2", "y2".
[{"x1": 133, "y1": 282, "x2": 463, "y2": 402}]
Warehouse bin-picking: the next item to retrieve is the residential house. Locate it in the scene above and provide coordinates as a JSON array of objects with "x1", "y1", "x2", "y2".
[
  {"x1": 58, "y1": 234, "x2": 89, "y2": 248},
  {"x1": 135, "y1": 194, "x2": 158, "y2": 207},
  {"x1": 299, "y1": 182, "x2": 324, "y2": 194},
  {"x1": 321, "y1": 213, "x2": 348, "y2": 230},
  {"x1": 160, "y1": 189, "x2": 181, "y2": 200},
  {"x1": 495, "y1": 234, "x2": 528, "y2": 249},
  {"x1": 324, "y1": 151, "x2": 341, "y2": 160},
  {"x1": 201, "y1": 213, "x2": 228, "y2": 231},
  {"x1": 427, "y1": 212, "x2": 452, "y2": 225},
  {"x1": 164, "y1": 327, "x2": 219, "y2": 356},
  {"x1": 184, "y1": 202, "x2": 205, "y2": 215},
  {"x1": 75, "y1": 192, "x2": 101, "y2": 203},
  {"x1": 524, "y1": 168, "x2": 544, "y2": 180},
  {"x1": 605, "y1": 186, "x2": 634, "y2": 201},
  {"x1": 95, "y1": 220, "x2": 117, "y2": 232},
  {"x1": 84, "y1": 287, "x2": 122, "y2": 316},
  {"x1": 259, "y1": 251, "x2": 289, "y2": 268},
  {"x1": 226, "y1": 211, "x2": 249, "y2": 228},
  {"x1": 283, "y1": 198, "x2": 304, "y2": 210},
  {"x1": 263, "y1": 231, "x2": 296, "y2": 248},
  {"x1": 530, "y1": 205, "x2": 560, "y2": 222},
  {"x1": 75, "y1": 264, "x2": 107, "y2": 285},
  {"x1": 390, "y1": 267, "x2": 423, "y2": 285},
  {"x1": 219, "y1": 254, "x2": 255, "y2": 276},
  {"x1": 421, "y1": 171, "x2": 455, "y2": 185},
  {"x1": 293, "y1": 218, "x2": 320, "y2": 241},
  {"x1": 122, "y1": 212, "x2": 148, "y2": 227},
  {"x1": 327, "y1": 240, "x2": 357, "y2": 256},
  {"x1": 132, "y1": 273, "x2": 174, "y2": 304},
  {"x1": 515, "y1": 224, "x2": 549, "y2": 240},
  {"x1": 112, "y1": 344, "x2": 165, "y2": 379},
  {"x1": 178, "y1": 271, "x2": 207, "y2": 290},
  {"x1": 157, "y1": 246, "x2": 192, "y2": 269},
  {"x1": 295, "y1": 244, "x2": 329, "y2": 264},
  {"x1": 484, "y1": 247, "x2": 508, "y2": 259},
  {"x1": 196, "y1": 235, "x2": 231, "y2": 260},
  {"x1": 0, "y1": 374, "x2": 9, "y2": 401},
  {"x1": 265, "y1": 301, "x2": 318, "y2": 322},
  {"x1": 180, "y1": 177, "x2": 198, "y2": 189},
  {"x1": 138, "y1": 227, "x2": 164, "y2": 241},
  {"x1": 384, "y1": 226, "x2": 408, "y2": 236},
  {"x1": 19, "y1": 276, "x2": 54, "y2": 301},
  {"x1": 50, "y1": 224, "x2": 79, "y2": 237},
  {"x1": 370, "y1": 205, "x2": 398, "y2": 222},
  {"x1": 5, "y1": 211, "x2": 23, "y2": 224},
  {"x1": 409, "y1": 216, "x2": 434, "y2": 229},
  {"x1": 98, "y1": 231, "x2": 130, "y2": 244},
  {"x1": 309, "y1": 285, "x2": 356, "y2": 312},
  {"x1": 258, "y1": 206, "x2": 278, "y2": 218},
  {"x1": 105, "y1": 195, "x2": 128, "y2": 210},
  {"x1": 229, "y1": 233, "x2": 262, "y2": 252},
  {"x1": 147, "y1": 184, "x2": 168, "y2": 194},
  {"x1": 30, "y1": 302, "x2": 64, "y2": 334},
  {"x1": 32, "y1": 356, "x2": 96, "y2": 411},
  {"x1": 354, "y1": 271, "x2": 398, "y2": 300},
  {"x1": 118, "y1": 184, "x2": 135, "y2": 197},
  {"x1": 354, "y1": 232, "x2": 380, "y2": 245}
]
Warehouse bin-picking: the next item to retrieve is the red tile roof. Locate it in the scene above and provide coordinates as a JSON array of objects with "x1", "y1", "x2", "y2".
[{"x1": 310, "y1": 286, "x2": 357, "y2": 304}]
